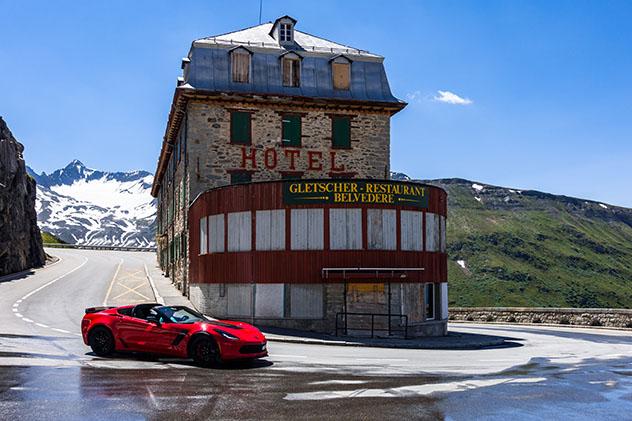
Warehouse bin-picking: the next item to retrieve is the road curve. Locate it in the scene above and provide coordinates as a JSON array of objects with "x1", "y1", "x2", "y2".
[{"x1": 1, "y1": 248, "x2": 631, "y2": 419}]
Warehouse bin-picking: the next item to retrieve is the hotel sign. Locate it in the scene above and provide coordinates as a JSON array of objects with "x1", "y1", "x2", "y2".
[{"x1": 283, "y1": 180, "x2": 428, "y2": 208}]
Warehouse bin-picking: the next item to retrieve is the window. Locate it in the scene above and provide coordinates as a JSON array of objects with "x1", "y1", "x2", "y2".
[
  {"x1": 425, "y1": 283, "x2": 435, "y2": 320},
  {"x1": 329, "y1": 209, "x2": 362, "y2": 250},
  {"x1": 282, "y1": 57, "x2": 300, "y2": 87},
  {"x1": 280, "y1": 23, "x2": 293, "y2": 42},
  {"x1": 199, "y1": 216, "x2": 208, "y2": 255},
  {"x1": 282, "y1": 114, "x2": 301, "y2": 146},
  {"x1": 208, "y1": 214, "x2": 225, "y2": 253},
  {"x1": 227, "y1": 211, "x2": 252, "y2": 252},
  {"x1": 230, "y1": 111, "x2": 251, "y2": 144},
  {"x1": 331, "y1": 116, "x2": 351, "y2": 149},
  {"x1": 332, "y1": 62, "x2": 350, "y2": 90},
  {"x1": 231, "y1": 49, "x2": 251, "y2": 83},
  {"x1": 230, "y1": 171, "x2": 252, "y2": 184},
  {"x1": 291, "y1": 209, "x2": 324, "y2": 250}
]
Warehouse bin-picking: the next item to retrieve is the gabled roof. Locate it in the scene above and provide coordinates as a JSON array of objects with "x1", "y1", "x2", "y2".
[
  {"x1": 269, "y1": 15, "x2": 297, "y2": 37},
  {"x1": 194, "y1": 21, "x2": 382, "y2": 59}
]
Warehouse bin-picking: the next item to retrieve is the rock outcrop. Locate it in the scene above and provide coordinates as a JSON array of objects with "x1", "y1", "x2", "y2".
[{"x1": 0, "y1": 117, "x2": 45, "y2": 276}]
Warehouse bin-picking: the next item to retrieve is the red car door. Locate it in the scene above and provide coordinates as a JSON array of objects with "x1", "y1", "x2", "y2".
[
  {"x1": 141, "y1": 322, "x2": 183, "y2": 355},
  {"x1": 115, "y1": 316, "x2": 153, "y2": 351}
]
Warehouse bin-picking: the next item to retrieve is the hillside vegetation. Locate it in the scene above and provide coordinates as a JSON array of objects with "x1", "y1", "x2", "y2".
[{"x1": 393, "y1": 174, "x2": 632, "y2": 308}]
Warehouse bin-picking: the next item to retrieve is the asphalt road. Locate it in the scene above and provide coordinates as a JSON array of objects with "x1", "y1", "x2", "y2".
[{"x1": 1, "y1": 249, "x2": 632, "y2": 420}]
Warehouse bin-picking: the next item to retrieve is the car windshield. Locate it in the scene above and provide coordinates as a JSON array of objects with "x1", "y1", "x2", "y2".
[{"x1": 153, "y1": 306, "x2": 206, "y2": 324}]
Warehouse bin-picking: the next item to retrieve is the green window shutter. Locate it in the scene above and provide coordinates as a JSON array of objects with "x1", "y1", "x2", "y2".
[
  {"x1": 231, "y1": 111, "x2": 251, "y2": 144},
  {"x1": 332, "y1": 116, "x2": 351, "y2": 149},
  {"x1": 230, "y1": 171, "x2": 252, "y2": 184},
  {"x1": 282, "y1": 115, "x2": 301, "y2": 147}
]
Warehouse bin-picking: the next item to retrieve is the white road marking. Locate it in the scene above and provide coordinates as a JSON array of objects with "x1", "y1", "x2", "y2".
[
  {"x1": 272, "y1": 354, "x2": 308, "y2": 359},
  {"x1": 51, "y1": 328, "x2": 70, "y2": 334},
  {"x1": 12, "y1": 256, "x2": 88, "y2": 338},
  {"x1": 355, "y1": 358, "x2": 409, "y2": 362},
  {"x1": 145, "y1": 263, "x2": 162, "y2": 303},
  {"x1": 103, "y1": 258, "x2": 123, "y2": 306}
]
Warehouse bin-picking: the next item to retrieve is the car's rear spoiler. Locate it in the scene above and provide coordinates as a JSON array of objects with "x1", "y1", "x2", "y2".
[{"x1": 85, "y1": 306, "x2": 116, "y2": 314}]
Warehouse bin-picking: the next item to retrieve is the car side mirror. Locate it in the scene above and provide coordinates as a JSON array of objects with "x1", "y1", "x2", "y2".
[{"x1": 146, "y1": 315, "x2": 161, "y2": 326}]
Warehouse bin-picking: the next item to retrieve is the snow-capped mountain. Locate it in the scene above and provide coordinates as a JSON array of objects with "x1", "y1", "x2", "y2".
[{"x1": 27, "y1": 160, "x2": 156, "y2": 247}]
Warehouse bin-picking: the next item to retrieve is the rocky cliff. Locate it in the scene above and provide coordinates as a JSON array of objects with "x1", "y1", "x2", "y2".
[{"x1": 0, "y1": 117, "x2": 45, "y2": 276}]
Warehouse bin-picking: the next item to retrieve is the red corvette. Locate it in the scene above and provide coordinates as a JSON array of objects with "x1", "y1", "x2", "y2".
[{"x1": 81, "y1": 303, "x2": 267, "y2": 366}]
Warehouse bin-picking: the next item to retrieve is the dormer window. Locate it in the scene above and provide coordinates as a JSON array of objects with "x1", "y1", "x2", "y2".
[
  {"x1": 331, "y1": 55, "x2": 352, "y2": 90},
  {"x1": 270, "y1": 15, "x2": 297, "y2": 45},
  {"x1": 281, "y1": 52, "x2": 301, "y2": 87},
  {"x1": 280, "y1": 23, "x2": 293, "y2": 42},
  {"x1": 230, "y1": 47, "x2": 252, "y2": 83}
]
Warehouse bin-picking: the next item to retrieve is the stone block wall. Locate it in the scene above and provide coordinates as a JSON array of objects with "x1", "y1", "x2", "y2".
[
  {"x1": 186, "y1": 100, "x2": 391, "y2": 201},
  {"x1": 450, "y1": 307, "x2": 632, "y2": 329}
]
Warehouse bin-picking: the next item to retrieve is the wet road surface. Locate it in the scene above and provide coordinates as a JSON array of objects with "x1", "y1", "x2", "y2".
[{"x1": 1, "y1": 249, "x2": 632, "y2": 420}]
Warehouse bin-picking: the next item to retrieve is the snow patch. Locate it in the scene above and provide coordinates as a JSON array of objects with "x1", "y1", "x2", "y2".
[
  {"x1": 599, "y1": 203, "x2": 608, "y2": 209},
  {"x1": 474, "y1": 197, "x2": 482, "y2": 202},
  {"x1": 457, "y1": 260, "x2": 466, "y2": 269},
  {"x1": 472, "y1": 183, "x2": 484, "y2": 192}
]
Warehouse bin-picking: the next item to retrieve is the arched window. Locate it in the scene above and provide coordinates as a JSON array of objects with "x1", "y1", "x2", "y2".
[{"x1": 281, "y1": 52, "x2": 301, "y2": 87}]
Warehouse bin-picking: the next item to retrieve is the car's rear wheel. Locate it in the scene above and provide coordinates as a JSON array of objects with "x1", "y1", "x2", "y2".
[
  {"x1": 190, "y1": 337, "x2": 221, "y2": 367},
  {"x1": 89, "y1": 327, "x2": 115, "y2": 357}
]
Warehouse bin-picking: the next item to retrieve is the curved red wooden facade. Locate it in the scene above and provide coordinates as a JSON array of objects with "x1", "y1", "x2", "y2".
[{"x1": 189, "y1": 179, "x2": 448, "y2": 285}]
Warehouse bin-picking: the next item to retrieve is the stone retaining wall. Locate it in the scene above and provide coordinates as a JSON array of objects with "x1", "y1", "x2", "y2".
[{"x1": 449, "y1": 307, "x2": 632, "y2": 329}]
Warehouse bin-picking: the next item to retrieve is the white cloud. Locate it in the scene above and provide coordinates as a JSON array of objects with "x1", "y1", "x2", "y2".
[
  {"x1": 406, "y1": 90, "x2": 423, "y2": 101},
  {"x1": 433, "y1": 90, "x2": 473, "y2": 105}
]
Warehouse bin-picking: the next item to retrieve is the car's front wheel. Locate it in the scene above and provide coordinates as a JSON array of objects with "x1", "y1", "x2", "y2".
[
  {"x1": 190, "y1": 337, "x2": 221, "y2": 367},
  {"x1": 89, "y1": 327, "x2": 115, "y2": 357}
]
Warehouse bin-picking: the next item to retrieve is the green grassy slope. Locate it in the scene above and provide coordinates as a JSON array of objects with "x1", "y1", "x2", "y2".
[
  {"x1": 419, "y1": 177, "x2": 632, "y2": 308},
  {"x1": 41, "y1": 231, "x2": 67, "y2": 244}
]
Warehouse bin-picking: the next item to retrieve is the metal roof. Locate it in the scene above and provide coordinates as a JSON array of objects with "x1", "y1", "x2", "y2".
[{"x1": 194, "y1": 22, "x2": 382, "y2": 59}]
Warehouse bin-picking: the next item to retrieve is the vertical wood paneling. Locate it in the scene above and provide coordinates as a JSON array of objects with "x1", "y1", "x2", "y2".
[
  {"x1": 256, "y1": 210, "x2": 285, "y2": 251},
  {"x1": 228, "y1": 211, "x2": 251, "y2": 251},
  {"x1": 440, "y1": 215, "x2": 447, "y2": 253},
  {"x1": 367, "y1": 209, "x2": 396, "y2": 250},
  {"x1": 401, "y1": 210, "x2": 422, "y2": 251},
  {"x1": 209, "y1": 214, "x2": 225, "y2": 253},
  {"x1": 292, "y1": 209, "x2": 324, "y2": 250},
  {"x1": 330, "y1": 208, "x2": 362, "y2": 250},
  {"x1": 227, "y1": 284, "x2": 253, "y2": 316}
]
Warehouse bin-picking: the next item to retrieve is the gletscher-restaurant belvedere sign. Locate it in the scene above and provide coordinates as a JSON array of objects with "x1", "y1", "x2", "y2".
[{"x1": 283, "y1": 180, "x2": 428, "y2": 208}]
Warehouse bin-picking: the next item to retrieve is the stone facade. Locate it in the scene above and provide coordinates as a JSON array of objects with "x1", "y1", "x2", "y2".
[
  {"x1": 186, "y1": 100, "x2": 391, "y2": 200},
  {"x1": 450, "y1": 307, "x2": 632, "y2": 329}
]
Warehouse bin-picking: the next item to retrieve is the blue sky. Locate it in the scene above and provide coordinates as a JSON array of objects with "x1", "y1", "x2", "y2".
[{"x1": 2, "y1": 0, "x2": 631, "y2": 207}]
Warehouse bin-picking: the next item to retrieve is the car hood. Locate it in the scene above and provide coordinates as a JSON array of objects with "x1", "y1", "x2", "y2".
[{"x1": 205, "y1": 320, "x2": 266, "y2": 342}]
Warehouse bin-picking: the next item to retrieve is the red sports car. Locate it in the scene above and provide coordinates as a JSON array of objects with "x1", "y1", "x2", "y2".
[{"x1": 81, "y1": 303, "x2": 267, "y2": 366}]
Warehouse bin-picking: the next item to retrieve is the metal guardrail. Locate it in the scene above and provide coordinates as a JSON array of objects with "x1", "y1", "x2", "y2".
[
  {"x1": 335, "y1": 312, "x2": 408, "y2": 339},
  {"x1": 43, "y1": 243, "x2": 156, "y2": 252}
]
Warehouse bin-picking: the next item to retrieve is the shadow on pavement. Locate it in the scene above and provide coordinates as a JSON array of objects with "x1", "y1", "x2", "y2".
[
  {"x1": 261, "y1": 326, "x2": 524, "y2": 350},
  {"x1": 84, "y1": 351, "x2": 273, "y2": 370}
]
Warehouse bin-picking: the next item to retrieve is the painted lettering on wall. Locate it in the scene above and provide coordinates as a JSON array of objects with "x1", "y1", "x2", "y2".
[
  {"x1": 283, "y1": 180, "x2": 429, "y2": 208},
  {"x1": 240, "y1": 147, "x2": 345, "y2": 173}
]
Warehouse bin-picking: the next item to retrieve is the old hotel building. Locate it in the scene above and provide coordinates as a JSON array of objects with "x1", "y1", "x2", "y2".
[{"x1": 152, "y1": 16, "x2": 448, "y2": 336}]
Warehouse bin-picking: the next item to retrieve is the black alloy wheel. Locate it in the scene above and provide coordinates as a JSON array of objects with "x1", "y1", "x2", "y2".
[
  {"x1": 89, "y1": 327, "x2": 115, "y2": 357},
  {"x1": 191, "y1": 337, "x2": 221, "y2": 367}
]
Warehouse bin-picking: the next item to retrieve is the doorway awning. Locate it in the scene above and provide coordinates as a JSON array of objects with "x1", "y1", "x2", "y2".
[{"x1": 321, "y1": 267, "x2": 424, "y2": 281}]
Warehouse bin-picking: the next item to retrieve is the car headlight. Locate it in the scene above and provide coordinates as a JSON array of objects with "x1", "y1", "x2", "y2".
[{"x1": 215, "y1": 329, "x2": 239, "y2": 340}]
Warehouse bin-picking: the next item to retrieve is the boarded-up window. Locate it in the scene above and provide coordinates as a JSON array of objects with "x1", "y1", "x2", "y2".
[
  {"x1": 208, "y1": 214, "x2": 225, "y2": 253},
  {"x1": 329, "y1": 208, "x2": 362, "y2": 250},
  {"x1": 291, "y1": 209, "x2": 324, "y2": 250},
  {"x1": 282, "y1": 58, "x2": 300, "y2": 87},
  {"x1": 425, "y1": 212, "x2": 441, "y2": 252},
  {"x1": 199, "y1": 216, "x2": 208, "y2": 255},
  {"x1": 231, "y1": 50, "x2": 250, "y2": 83},
  {"x1": 256, "y1": 210, "x2": 285, "y2": 251},
  {"x1": 425, "y1": 283, "x2": 435, "y2": 320},
  {"x1": 227, "y1": 211, "x2": 252, "y2": 252},
  {"x1": 230, "y1": 111, "x2": 251, "y2": 144},
  {"x1": 255, "y1": 284, "x2": 284, "y2": 318},
  {"x1": 332, "y1": 116, "x2": 351, "y2": 149},
  {"x1": 227, "y1": 284, "x2": 253, "y2": 316},
  {"x1": 282, "y1": 114, "x2": 301, "y2": 147},
  {"x1": 290, "y1": 284, "x2": 323, "y2": 319},
  {"x1": 333, "y1": 62, "x2": 350, "y2": 90},
  {"x1": 367, "y1": 209, "x2": 396, "y2": 250},
  {"x1": 230, "y1": 171, "x2": 252, "y2": 184},
  {"x1": 401, "y1": 210, "x2": 423, "y2": 251}
]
